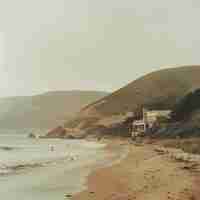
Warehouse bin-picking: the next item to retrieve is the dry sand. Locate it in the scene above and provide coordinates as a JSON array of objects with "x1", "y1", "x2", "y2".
[{"x1": 73, "y1": 140, "x2": 200, "y2": 200}]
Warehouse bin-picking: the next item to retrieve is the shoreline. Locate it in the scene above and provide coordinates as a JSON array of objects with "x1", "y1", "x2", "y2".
[
  {"x1": 73, "y1": 139, "x2": 200, "y2": 200},
  {"x1": 0, "y1": 136, "x2": 120, "y2": 200}
]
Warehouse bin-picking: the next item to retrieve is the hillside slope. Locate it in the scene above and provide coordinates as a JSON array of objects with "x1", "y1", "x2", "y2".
[
  {"x1": 65, "y1": 66, "x2": 200, "y2": 135},
  {"x1": 154, "y1": 89, "x2": 200, "y2": 138},
  {"x1": 0, "y1": 91, "x2": 108, "y2": 129}
]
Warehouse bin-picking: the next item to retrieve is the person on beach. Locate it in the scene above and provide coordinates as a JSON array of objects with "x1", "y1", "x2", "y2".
[{"x1": 50, "y1": 145, "x2": 54, "y2": 152}]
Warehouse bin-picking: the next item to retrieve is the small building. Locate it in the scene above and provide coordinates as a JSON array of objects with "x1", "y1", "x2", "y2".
[
  {"x1": 131, "y1": 119, "x2": 146, "y2": 138},
  {"x1": 144, "y1": 109, "x2": 171, "y2": 128},
  {"x1": 131, "y1": 108, "x2": 171, "y2": 138}
]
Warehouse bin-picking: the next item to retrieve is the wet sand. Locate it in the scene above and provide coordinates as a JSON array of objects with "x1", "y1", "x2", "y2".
[{"x1": 73, "y1": 139, "x2": 200, "y2": 200}]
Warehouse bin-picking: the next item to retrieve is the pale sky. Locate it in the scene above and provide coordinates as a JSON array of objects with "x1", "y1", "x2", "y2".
[{"x1": 0, "y1": 0, "x2": 200, "y2": 97}]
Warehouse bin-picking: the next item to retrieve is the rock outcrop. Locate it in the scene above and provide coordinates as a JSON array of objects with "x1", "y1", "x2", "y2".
[{"x1": 45, "y1": 126, "x2": 67, "y2": 138}]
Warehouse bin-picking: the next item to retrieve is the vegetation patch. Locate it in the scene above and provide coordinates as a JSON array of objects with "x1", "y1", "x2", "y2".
[{"x1": 162, "y1": 138, "x2": 200, "y2": 155}]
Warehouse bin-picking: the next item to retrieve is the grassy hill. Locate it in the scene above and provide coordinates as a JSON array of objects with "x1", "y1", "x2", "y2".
[
  {"x1": 65, "y1": 66, "x2": 200, "y2": 135},
  {"x1": 0, "y1": 91, "x2": 108, "y2": 129}
]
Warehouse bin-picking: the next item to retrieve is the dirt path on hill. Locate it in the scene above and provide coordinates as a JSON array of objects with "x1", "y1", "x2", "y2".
[{"x1": 73, "y1": 142, "x2": 200, "y2": 200}]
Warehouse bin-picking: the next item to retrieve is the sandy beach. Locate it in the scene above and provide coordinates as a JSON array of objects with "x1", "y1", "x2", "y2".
[{"x1": 73, "y1": 139, "x2": 200, "y2": 200}]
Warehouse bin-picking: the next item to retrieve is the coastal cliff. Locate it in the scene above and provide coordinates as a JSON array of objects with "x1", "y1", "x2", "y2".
[{"x1": 62, "y1": 66, "x2": 200, "y2": 138}]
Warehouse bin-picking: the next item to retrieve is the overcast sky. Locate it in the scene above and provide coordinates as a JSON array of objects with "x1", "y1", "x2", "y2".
[{"x1": 0, "y1": 0, "x2": 200, "y2": 97}]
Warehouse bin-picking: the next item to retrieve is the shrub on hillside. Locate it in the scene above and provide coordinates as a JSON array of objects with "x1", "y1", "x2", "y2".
[{"x1": 171, "y1": 88, "x2": 200, "y2": 121}]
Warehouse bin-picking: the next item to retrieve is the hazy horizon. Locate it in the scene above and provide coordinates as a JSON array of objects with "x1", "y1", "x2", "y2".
[
  {"x1": 0, "y1": 89, "x2": 109, "y2": 98},
  {"x1": 0, "y1": 0, "x2": 200, "y2": 97}
]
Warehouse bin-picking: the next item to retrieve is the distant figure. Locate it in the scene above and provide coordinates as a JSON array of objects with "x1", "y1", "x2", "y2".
[
  {"x1": 28, "y1": 133, "x2": 36, "y2": 139},
  {"x1": 50, "y1": 145, "x2": 54, "y2": 152}
]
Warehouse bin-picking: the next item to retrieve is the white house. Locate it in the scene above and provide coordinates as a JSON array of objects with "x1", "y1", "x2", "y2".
[{"x1": 144, "y1": 109, "x2": 171, "y2": 128}]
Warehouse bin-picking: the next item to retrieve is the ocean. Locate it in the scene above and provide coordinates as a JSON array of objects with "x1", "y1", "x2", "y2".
[{"x1": 0, "y1": 133, "x2": 108, "y2": 200}]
